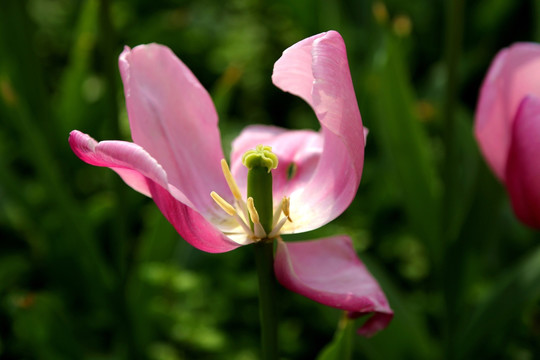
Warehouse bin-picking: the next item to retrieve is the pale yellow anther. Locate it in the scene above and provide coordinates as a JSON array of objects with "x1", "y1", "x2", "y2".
[
  {"x1": 282, "y1": 196, "x2": 292, "y2": 222},
  {"x1": 221, "y1": 159, "x2": 242, "y2": 200},
  {"x1": 246, "y1": 197, "x2": 267, "y2": 239},
  {"x1": 247, "y1": 197, "x2": 260, "y2": 224},
  {"x1": 210, "y1": 191, "x2": 236, "y2": 216}
]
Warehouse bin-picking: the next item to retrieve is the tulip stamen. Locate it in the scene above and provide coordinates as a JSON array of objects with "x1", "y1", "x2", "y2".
[
  {"x1": 248, "y1": 197, "x2": 267, "y2": 239},
  {"x1": 268, "y1": 196, "x2": 292, "y2": 238},
  {"x1": 268, "y1": 217, "x2": 288, "y2": 238},
  {"x1": 220, "y1": 159, "x2": 250, "y2": 223},
  {"x1": 272, "y1": 197, "x2": 284, "y2": 227},
  {"x1": 272, "y1": 196, "x2": 292, "y2": 226},
  {"x1": 213, "y1": 148, "x2": 295, "y2": 242},
  {"x1": 221, "y1": 159, "x2": 242, "y2": 200},
  {"x1": 211, "y1": 191, "x2": 255, "y2": 238},
  {"x1": 210, "y1": 191, "x2": 236, "y2": 215},
  {"x1": 282, "y1": 196, "x2": 292, "y2": 222}
]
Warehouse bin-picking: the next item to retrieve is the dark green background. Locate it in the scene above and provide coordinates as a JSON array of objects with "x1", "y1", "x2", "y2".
[{"x1": 1, "y1": 0, "x2": 540, "y2": 359}]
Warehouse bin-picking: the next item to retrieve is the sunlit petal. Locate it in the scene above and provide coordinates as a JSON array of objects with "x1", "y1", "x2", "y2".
[
  {"x1": 69, "y1": 130, "x2": 244, "y2": 253},
  {"x1": 272, "y1": 31, "x2": 364, "y2": 232},
  {"x1": 119, "y1": 44, "x2": 231, "y2": 214}
]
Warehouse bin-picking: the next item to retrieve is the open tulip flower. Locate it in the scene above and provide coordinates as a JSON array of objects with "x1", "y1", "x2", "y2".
[
  {"x1": 475, "y1": 43, "x2": 540, "y2": 228},
  {"x1": 69, "y1": 30, "x2": 392, "y2": 336}
]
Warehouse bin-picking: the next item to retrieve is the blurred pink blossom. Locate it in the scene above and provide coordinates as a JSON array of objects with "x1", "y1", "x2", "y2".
[{"x1": 475, "y1": 43, "x2": 540, "y2": 228}]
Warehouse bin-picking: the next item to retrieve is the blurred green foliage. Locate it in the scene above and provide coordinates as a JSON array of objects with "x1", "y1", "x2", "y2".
[{"x1": 1, "y1": 0, "x2": 540, "y2": 359}]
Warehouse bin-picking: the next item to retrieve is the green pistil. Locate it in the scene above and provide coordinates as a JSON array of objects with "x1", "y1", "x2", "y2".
[
  {"x1": 242, "y1": 145, "x2": 278, "y2": 173},
  {"x1": 242, "y1": 145, "x2": 278, "y2": 235},
  {"x1": 243, "y1": 144, "x2": 279, "y2": 359}
]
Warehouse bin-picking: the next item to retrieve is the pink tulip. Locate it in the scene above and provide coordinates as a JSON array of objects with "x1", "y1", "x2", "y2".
[
  {"x1": 69, "y1": 31, "x2": 392, "y2": 336},
  {"x1": 475, "y1": 43, "x2": 540, "y2": 228}
]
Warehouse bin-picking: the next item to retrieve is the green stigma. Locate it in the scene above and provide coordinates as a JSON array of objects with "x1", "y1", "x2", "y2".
[{"x1": 242, "y1": 145, "x2": 278, "y2": 172}]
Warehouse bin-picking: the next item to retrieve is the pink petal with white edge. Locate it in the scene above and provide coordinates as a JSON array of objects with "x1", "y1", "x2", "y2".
[
  {"x1": 274, "y1": 236, "x2": 393, "y2": 337},
  {"x1": 271, "y1": 31, "x2": 364, "y2": 232},
  {"x1": 505, "y1": 96, "x2": 540, "y2": 228},
  {"x1": 230, "y1": 125, "x2": 323, "y2": 201},
  {"x1": 69, "y1": 130, "x2": 243, "y2": 253},
  {"x1": 475, "y1": 42, "x2": 540, "y2": 180},
  {"x1": 119, "y1": 44, "x2": 231, "y2": 216}
]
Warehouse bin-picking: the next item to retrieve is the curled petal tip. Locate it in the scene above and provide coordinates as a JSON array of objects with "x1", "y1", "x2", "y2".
[
  {"x1": 269, "y1": 31, "x2": 365, "y2": 232},
  {"x1": 274, "y1": 236, "x2": 392, "y2": 336}
]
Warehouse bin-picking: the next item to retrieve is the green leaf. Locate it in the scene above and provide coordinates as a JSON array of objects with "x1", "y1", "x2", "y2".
[
  {"x1": 444, "y1": 107, "x2": 480, "y2": 242},
  {"x1": 454, "y1": 245, "x2": 540, "y2": 359},
  {"x1": 55, "y1": 0, "x2": 100, "y2": 135},
  {"x1": 356, "y1": 257, "x2": 438, "y2": 360},
  {"x1": 316, "y1": 314, "x2": 354, "y2": 360},
  {"x1": 365, "y1": 33, "x2": 441, "y2": 260}
]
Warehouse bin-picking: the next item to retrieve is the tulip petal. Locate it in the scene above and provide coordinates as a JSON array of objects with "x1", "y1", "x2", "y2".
[
  {"x1": 69, "y1": 130, "x2": 172, "y2": 199},
  {"x1": 230, "y1": 125, "x2": 323, "y2": 201},
  {"x1": 119, "y1": 44, "x2": 231, "y2": 215},
  {"x1": 69, "y1": 130, "x2": 244, "y2": 253},
  {"x1": 271, "y1": 31, "x2": 364, "y2": 232},
  {"x1": 274, "y1": 236, "x2": 393, "y2": 337},
  {"x1": 505, "y1": 96, "x2": 540, "y2": 228},
  {"x1": 146, "y1": 180, "x2": 247, "y2": 253},
  {"x1": 475, "y1": 42, "x2": 540, "y2": 180}
]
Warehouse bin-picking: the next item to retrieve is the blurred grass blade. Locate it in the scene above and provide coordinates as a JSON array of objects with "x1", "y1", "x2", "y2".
[
  {"x1": 55, "y1": 0, "x2": 100, "y2": 135},
  {"x1": 440, "y1": 108, "x2": 479, "y2": 354},
  {"x1": 316, "y1": 314, "x2": 354, "y2": 360},
  {"x1": 0, "y1": 76, "x2": 112, "y2": 292},
  {"x1": 365, "y1": 34, "x2": 441, "y2": 259},
  {"x1": 0, "y1": 2, "x2": 112, "y2": 294},
  {"x1": 454, "y1": 245, "x2": 540, "y2": 359},
  {"x1": 443, "y1": 108, "x2": 479, "y2": 242},
  {"x1": 357, "y1": 256, "x2": 438, "y2": 360},
  {"x1": 441, "y1": 0, "x2": 465, "y2": 244}
]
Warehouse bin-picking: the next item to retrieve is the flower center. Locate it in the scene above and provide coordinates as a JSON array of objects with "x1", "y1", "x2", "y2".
[{"x1": 210, "y1": 145, "x2": 292, "y2": 242}]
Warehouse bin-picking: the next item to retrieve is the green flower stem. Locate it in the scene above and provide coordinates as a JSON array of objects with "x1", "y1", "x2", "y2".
[
  {"x1": 254, "y1": 240, "x2": 278, "y2": 360},
  {"x1": 247, "y1": 166, "x2": 274, "y2": 233},
  {"x1": 244, "y1": 145, "x2": 279, "y2": 359}
]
